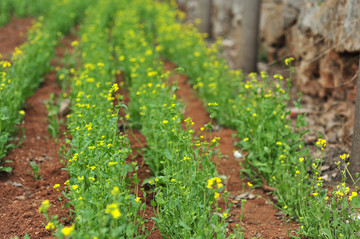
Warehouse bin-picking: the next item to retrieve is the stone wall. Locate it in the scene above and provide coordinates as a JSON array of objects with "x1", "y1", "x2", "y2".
[{"x1": 177, "y1": 0, "x2": 360, "y2": 101}]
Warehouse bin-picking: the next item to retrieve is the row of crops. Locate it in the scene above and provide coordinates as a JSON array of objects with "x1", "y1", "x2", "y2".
[
  {"x1": 0, "y1": 0, "x2": 52, "y2": 26},
  {"x1": 1, "y1": 0, "x2": 360, "y2": 238},
  {"x1": 0, "y1": 0, "x2": 92, "y2": 169}
]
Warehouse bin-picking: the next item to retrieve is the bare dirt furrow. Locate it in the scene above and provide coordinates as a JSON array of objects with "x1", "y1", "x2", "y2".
[{"x1": 0, "y1": 18, "x2": 32, "y2": 58}]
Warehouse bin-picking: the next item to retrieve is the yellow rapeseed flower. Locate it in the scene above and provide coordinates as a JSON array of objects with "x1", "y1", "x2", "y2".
[
  {"x1": 53, "y1": 184, "x2": 60, "y2": 191},
  {"x1": 45, "y1": 222, "x2": 55, "y2": 230},
  {"x1": 284, "y1": 57, "x2": 294, "y2": 66},
  {"x1": 61, "y1": 225, "x2": 75, "y2": 236},
  {"x1": 111, "y1": 187, "x2": 119, "y2": 196},
  {"x1": 349, "y1": 192, "x2": 357, "y2": 201},
  {"x1": 273, "y1": 74, "x2": 283, "y2": 80},
  {"x1": 105, "y1": 203, "x2": 121, "y2": 219},
  {"x1": 39, "y1": 200, "x2": 51, "y2": 213},
  {"x1": 316, "y1": 138, "x2": 327, "y2": 150},
  {"x1": 147, "y1": 71, "x2": 157, "y2": 77},
  {"x1": 340, "y1": 154, "x2": 349, "y2": 161},
  {"x1": 111, "y1": 83, "x2": 119, "y2": 92},
  {"x1": 71, "y1": 41, "x2": 78, "y2": 47}
]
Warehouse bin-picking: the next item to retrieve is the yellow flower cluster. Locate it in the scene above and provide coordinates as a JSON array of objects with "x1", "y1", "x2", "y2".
[
  {"x1": 207, "y1": 177, "x2": 223, "y2": 189},
  {"x1": 284, "y1": 57, "x2": 294, "y2": 66},
  {"x1": 38, "y1": 200, "x2": 51, "y2": 213},
  {"x1": 61, "y1": 225, "x2": 75, "y2": 237},
  {"x1": 316, "y1": 138, "x2": 327, "y2": 150},
  {"x1": 105, "y1": 203, "x2": 121, "y2": 219},
  {"x1": 349, "y1": 192, "x2": 358, "y2": 201},
  {"x1": 45, "y1": 222, "x2": 55, "y2": 231},
  {"x1": 335, "y1": 183, "x2": 350, "y2": 200}
]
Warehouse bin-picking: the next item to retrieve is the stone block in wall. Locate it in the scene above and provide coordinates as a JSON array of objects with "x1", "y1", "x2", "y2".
[
  {"x1": 298, "y1": 0, "x2": 360, "y2": 52},
  {"x1": 260, "y1": 0, "x2": 286, "y2": 46}
]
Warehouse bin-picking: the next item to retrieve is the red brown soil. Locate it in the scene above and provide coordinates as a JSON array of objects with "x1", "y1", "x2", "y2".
[
  {"x1": 0, "y1": 18, "x2": 33, "y2": 58},
  {"x1": 0, "y1": 19, "x2": 76, "y2": 239},
  {"x1": 164, "y1": 61, "x2": 299, "y2": 238}
]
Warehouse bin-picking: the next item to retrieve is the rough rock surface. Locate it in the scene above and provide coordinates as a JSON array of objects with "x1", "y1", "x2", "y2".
[{"x1": 177, "y1": 0, "x2": 359, "y2": 101}]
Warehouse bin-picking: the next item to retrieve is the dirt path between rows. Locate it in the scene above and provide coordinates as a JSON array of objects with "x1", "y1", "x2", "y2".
[
  {"x1": 0, "y1": 19, "x2": 76, "y2": 238},
  {"x1": 0, "y1": 18, "x2": 33, "y2": 58},
  {"x1": 164, "y1": 61, "x2": 299, "y2": 238}
]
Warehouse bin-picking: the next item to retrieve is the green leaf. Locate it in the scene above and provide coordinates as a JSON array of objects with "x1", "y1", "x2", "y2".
[
  {"x1": 351, "y1": 195, "x2": 360, "y2": 208},
  {"x1": 0, "y1": 166, "x2": 12, "y2": 173},
  {"x1": 126, "y1": 223, "x2": 135, "y2": 237},
  {"x1": 178, "y1": 220, "x2": 191, "y2": 231},
  {"x1": 321, "y1": 228, "x2": 332, "y2": 238},
  {"x1": 323, "y1": 208, "x2": 331, "y2": 222}
]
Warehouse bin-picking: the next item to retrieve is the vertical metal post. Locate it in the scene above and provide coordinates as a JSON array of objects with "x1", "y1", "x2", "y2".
[
  {"x1": 237, "y1": 0, "x2": 262, "y2": 73},
  {"x1": 349, "y1": 56, "x2": 360, "y2": 184},
  {"x1": 198, "y1": 0, "x2": 212, "y2": 38}
]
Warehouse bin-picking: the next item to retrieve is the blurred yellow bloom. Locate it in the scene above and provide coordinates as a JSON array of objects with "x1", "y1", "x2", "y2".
[
  {"x1": 45, "y1": 222, "x2": 55, "y2": 230},
  {"x1": 105, "y1": 203, "x2": 121, "y2": 219},
  {"x1": 284, "y1": 57, "x2": 294, "y2": 66},
  {"x1": 53, "y1": 184, "x2": 60, "y2": 191},
  {"x1": 61, "y1": 225, "x2": 75, "y2": 236},
  {"x1": 71, "y1": 41, "x2": 79, "y2": 47},
  {"x1": 349, "y1": 192, "x2": 357, "y2": 201}
]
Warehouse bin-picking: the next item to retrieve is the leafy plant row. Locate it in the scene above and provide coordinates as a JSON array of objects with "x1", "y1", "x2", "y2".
[
  {"x1": 0, "y1": 0, "x2": 53, "y2": 26},
  {"x1": 0, "y1": 0, "x2": 91, "y2": 172},
  {"x1": 139, "y1": 2, "x2": 360, "y2": 238},
  {"x1": 111, "y1": 1, "x2": 237, "y2": 238},
  {"x1": 41, "y1": 0, "x2": 147, "y2": 238}
]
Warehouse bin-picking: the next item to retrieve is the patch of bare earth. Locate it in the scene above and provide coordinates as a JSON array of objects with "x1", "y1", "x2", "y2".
[{"x1": 0, "y1": 18, "x2": 33, "y2": 58}]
